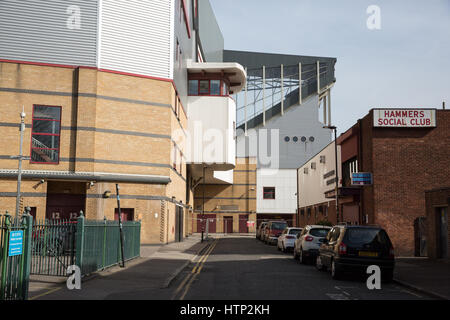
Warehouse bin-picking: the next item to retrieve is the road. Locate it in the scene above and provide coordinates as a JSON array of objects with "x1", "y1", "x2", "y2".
[{"x1": 171, "y1": 235, "x2": 432, "y2": 300}]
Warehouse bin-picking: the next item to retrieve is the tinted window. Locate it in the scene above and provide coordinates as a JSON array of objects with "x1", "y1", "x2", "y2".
[
  {"x1": 199, "y1": 80, "x2": 209, "y2": 94},
  {"x1": 345, "y1": 228, "x2": 392, "y2": 246},
  {"x1": 309, "y1": 228, "x2": 330, "y2": 237},
  {"x1": 188, "y1": 80, "x2": 198, "y2": 95},
  {"x1": 271, "y1": 222, "x2": 287, "y2": 230},
  {"x1": 288, "y1": 229, "x2": 302, "y2": 235},
  {"x1": 210, "y1": 80, "x2": 221, "y2": 95}
]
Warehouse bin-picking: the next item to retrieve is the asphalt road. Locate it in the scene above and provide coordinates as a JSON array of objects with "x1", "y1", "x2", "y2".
[{"x1": 171, "y1": 235, "x2": 433, "y2": 300}]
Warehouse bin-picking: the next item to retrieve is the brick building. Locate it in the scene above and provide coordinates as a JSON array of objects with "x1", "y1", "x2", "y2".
[
  {"x1": 425, "y1": 187, "x2": 449, "y2": 260},
  {"x1": 297, "y1": 108, "x2": 450, "y2": 257}
]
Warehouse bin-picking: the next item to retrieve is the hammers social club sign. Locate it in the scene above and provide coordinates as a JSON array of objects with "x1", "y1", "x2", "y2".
[{"x1": 374, "y1": 109, "x2": 436, "y2": 128}]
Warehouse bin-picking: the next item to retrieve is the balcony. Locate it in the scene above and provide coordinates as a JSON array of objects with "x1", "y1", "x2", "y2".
[{"x1": 186, "y1": 61, "x2": 246, "y2": 183}]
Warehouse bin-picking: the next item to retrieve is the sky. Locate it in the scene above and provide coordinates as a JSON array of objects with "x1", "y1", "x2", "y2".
[{"x1": 209, "y1": 0, "x2": 450, "y2": 134}]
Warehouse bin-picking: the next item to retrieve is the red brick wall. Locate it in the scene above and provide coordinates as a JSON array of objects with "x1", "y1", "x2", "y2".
[{"x1": 369, "y1": 110, "x2": 450, "y2": 256}]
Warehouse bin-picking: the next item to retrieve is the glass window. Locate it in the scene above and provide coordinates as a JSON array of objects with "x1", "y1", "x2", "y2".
[
  {"x1": 263, "y1": 187, "x2": 275, "y2": 199},
  {"x1": 188, "y1": 80, "x2": 198, "y2": 95},
  {"x1": 31, "y1": 105, "x2": 61, "y2": 164},
  {"x1": 199, "y1": 80, "x2": 209, "y2": 94},
  {"x1": 309, "y1": 228, "x2": 331, "y2": 237},
  {"x1": 271, "y1": 222, "x2": 287, "y2": 230},
  {"x1": 210, "y1": 80, "x2": 220, "y2": 95},
  {"x1": 289, "y1": 228, "x2": 302, "y2": 235}
]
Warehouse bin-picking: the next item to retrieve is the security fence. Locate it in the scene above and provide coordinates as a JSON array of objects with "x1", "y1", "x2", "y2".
[
  {"x1": 76, "y1": 216, "x2": 141, "y2": 276},
  {"x1": 1, "y1": 210, "x2": 141, "y2": 300},
  {"x1": 0, "y1": 213, "x2": 32, "y2": 300},
  {"x1": 31, "y1": 219, "x2": 77, "y2": 276}
]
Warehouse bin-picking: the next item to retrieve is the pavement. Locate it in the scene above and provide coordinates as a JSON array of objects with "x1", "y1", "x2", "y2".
[
  {"x1": 393, "y1": 257, "x2": 450, "y2": 300},
  {"x1": 28, "y1": 233, "x2": 210, "y2": 300}
]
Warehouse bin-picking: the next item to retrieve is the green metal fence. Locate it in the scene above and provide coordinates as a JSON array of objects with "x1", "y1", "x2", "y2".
[
  {"x1": 76, "y1": 216, "x2": 141, "y2": 276},
  {"x1": 0, "y1": 213, "x2": 32, "y2": 300},
  {"x1": 31, "y1": 219, "x2": 77, "y2": 276}
]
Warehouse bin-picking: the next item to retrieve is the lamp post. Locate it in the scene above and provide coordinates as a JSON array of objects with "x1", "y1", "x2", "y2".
[
  {"x1": 11, "y1": 107, "x2": 29, "y2": 217},
  {"x1": 323, "y1": 125, "x2": 339, "y2": 223}
]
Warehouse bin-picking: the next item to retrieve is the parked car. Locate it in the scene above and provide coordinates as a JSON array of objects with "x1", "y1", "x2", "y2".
[
  {"x1": 277, "y1": 227, "x2": 302, "y2": 252},
  {"x1": 264, "y1": 220, "x2": 289, "y2": 245},
  {"x1": 293, "y1": 225, "x2": 332, "y2": 264},
  {"x1": 316, "y1": 225, "x2": 395, "y2": 281},
  {"x1": 256, "y1": 222, "x2": 268, "y2": 240}
]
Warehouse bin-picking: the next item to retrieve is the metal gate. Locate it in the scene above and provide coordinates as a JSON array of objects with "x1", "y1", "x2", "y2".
[
  {"x1": 0, "y1": 213, "x2": 33, "y2": 300},
  {"x1": 31, "y1": 219, "x2": 77, "y2": 276}
]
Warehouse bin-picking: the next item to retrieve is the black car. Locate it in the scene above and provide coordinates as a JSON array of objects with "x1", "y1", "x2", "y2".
[{"x1": 316, "y1": 225, "x2": 395, "y2": 281}]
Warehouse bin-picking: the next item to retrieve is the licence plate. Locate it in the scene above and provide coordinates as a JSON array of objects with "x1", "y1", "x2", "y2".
[{"x1": 358, "y1": 251, "x2": 378, "y2": 257}]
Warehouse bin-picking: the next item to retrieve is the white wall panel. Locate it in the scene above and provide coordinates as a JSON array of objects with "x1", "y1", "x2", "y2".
[
  {"x1": 99, "y1": 0, "x2": 173, "y2": 79},
  {"x1": 0, "y1": 0, "x2": 98, "y2": 66},
  {"x1": 257, "y1": 169, "x2": 297, "y2": 214}
]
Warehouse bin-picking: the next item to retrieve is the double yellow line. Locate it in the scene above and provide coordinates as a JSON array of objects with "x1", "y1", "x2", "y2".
[{"x1": 172, "y1": 238, "x2": 219, "y2": 300}]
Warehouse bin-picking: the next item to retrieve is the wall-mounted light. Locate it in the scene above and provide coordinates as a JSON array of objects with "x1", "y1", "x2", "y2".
[
  {"x1": 89, "y1": 181, "x2": 95, "y2": 187},
  {"x1": 103, "y1": 190, "x2": 111, "y2": 198}
]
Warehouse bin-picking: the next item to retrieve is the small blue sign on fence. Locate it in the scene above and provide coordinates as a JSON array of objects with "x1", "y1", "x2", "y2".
[
  {"x1": 351, "y1": 172, "x2": 373, "y2": 186},
  {"x1": 8, "y1": 230, "x2": 23, "y2": 257}
]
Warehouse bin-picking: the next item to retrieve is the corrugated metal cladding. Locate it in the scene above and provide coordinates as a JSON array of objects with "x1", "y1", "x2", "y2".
[
  {"x1": 0, "y1": 0, "x2": 98, "y2": 66},
  {"x1": 99, "y1": 0, "x2": 173, "y2": 79}
]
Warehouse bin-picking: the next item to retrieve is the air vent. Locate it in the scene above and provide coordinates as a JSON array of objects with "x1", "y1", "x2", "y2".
[{"x1": 219, "y1": 205, "x2": 239, "y2": 211}]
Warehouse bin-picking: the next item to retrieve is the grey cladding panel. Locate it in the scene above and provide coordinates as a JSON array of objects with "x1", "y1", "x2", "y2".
[{"x1": 0, "y1": 0, "x2": 98, "y2": 66}]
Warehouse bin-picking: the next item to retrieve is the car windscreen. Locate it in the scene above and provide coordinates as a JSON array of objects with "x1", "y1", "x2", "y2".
[
  {"x1": 271, "y1": 222, "x2": 288, "y2": 230},
  {"x1": 345, "y1": 228, "x2": 392, "y2": 246},
  {"x1": 309, "y1": 228, "x2": 330, "y2": 237},
  {"x1": 288, "y1": 229, "x2": 302, "y2": 235}
]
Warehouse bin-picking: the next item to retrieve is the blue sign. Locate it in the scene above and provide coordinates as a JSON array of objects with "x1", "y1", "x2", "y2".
[
  {"x1": 351, "y1": 172, "x2": 373, "y2": 186},
  {"x1": 8, "y1": 230, "x2": 23, "y2": 257}
]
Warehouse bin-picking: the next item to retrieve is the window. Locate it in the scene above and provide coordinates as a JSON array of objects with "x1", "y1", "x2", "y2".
[
  {"x1": 199, "y1": 80, "x2": 209, "y2": 94},
  {"x1": 31, "y1": 105, "x2": 61, "y2": 164},
  {"x1": 210, "y1": 80, "x2": 221, "y2": 95},
  {"x1": 188, "y1": 80, "x2": 198, "y2": 95},
  {"x1": 188, "y1": 79, "x2": 230, "y2": 96},
  {"x1": 263, "y1": 187, "x2": 275, "y2": 199}
]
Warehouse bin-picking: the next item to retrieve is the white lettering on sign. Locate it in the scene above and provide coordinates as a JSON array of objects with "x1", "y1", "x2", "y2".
[{"x1": 374, "y1": 109, "x2": 436, "y2": 127}]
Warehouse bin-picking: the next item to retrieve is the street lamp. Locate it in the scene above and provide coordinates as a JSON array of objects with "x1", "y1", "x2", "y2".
[
  {"x1": 323, "y1": 125, "x2": 340, "y2": 223},
  {"x1": 11, "y1": 107, "x2": 29, "y2": 217}
]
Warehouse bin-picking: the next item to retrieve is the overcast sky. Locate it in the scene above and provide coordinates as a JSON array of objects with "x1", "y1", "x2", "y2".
[{"x1": 210, "y1": 0, "x2": 450, "y2": 134}]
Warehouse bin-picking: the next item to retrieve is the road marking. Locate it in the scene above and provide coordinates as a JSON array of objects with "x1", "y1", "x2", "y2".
[
  {"x1": 178, "y1": 239, "x2": 218, "y2": 300},
  {"x1": 29, "y1": 286, "x2": 62, "y2": 300},
  {"x1": 171, "y1": 239, "x2": 218, "y2": 300}
]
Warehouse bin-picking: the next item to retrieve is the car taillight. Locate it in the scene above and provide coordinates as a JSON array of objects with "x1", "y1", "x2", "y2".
[
  {"x1": 305, "y1": 236, "x2": 314, "y2": 242},
  {"x1": 286, "y1": 235, "x2": 296, "y2": 239},
  {"x1": 338, "y1": 242, "x2": 347, "y2": 255}
]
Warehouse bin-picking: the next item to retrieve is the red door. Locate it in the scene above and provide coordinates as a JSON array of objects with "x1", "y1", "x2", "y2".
[
  {"x1": 224, "y1": 216, "x2": 233, "y2": 233},
  {"x1": 46, "y1": 194, "x2": 85, "y2": 220},
  {"x1": 114, "y1": 208, "x2": 134, "y2": 221},
  {"x1": 239, "y1": 215, "x2": 249, "y2": 233},
  {"x1": 197, "y1": 214, "x2": 216, "y2": 233}
]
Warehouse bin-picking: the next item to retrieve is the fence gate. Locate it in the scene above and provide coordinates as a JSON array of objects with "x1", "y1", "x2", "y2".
[
  {"x1": 0, "y1": 214, "x2": 33, "y2": 300},
  {"x1": 31, "y1": 219, "x2": 77, "y2": 276}
]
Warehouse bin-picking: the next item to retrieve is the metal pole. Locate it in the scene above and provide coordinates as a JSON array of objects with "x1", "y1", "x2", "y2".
[
  {"x1": 15, "y1": 107, "x2": 26, "y2": 217},
  {"x1": 317, "y1": 61, "x2": 320, "y2": 95},
  {"x1": 244, "y1": 67, "x2": 248, "y2": 134},
  {"x1": 263, "y1": 65, "x2": 266, "y2": 126},
  {"x1": 115, "y1": 184, "x2": 125, "y2": 267},
  {"x1": 299, "y1": 63, "x2": 302, "y2": 105},
  {"x1": 281, "y1": 64, "x2": 284, "y2": 115},
  {"x1": 334, "y1": 128, "x2": 339, "y2": 223},
  {"x1": 201, "y1": 166, "x2": 205, "y2": 242},
  {"x1": 328, "y1": 89, "x2": 332, "y2": 126}
]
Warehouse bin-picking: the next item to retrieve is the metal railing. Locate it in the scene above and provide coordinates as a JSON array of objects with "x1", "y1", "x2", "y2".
[
  {"x1": 76, "y1": 216, "x2": 141, "y2": 276},
  {"x1": 0, "y1": 213, "x2": 32, "y2": 300},
  {"x1": 31, "y1": 219, "x2": 77, "y2": 276}
]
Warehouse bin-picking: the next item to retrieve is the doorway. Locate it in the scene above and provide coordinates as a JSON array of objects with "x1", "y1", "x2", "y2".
[
  {"x1": 46, "y1": 182, "x2": 86, "y2": 220},
  {"x1": 223, "y1": 216, "x2": 233, "y2": 234},
  {"x1": 114, "y1": 208, "x2": 134, "y2": 221},
  {"x1": 437, "y1": 207, "x2": 448, "y2": 259},
  {"x1": 239, "y1": 214, "x2": 248, "y2": 233},
  {"x1": 174, "y1": 205, "x2": 184, "y2": 242}
]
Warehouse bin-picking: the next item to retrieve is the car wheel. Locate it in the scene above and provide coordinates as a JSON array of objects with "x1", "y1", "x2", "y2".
[
  {"x1": 331, "y1": 260, "x2": 342, "y2": 280},
  {"x1": 316, "y1": 256, "x2": 327, "y2": 271}
]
